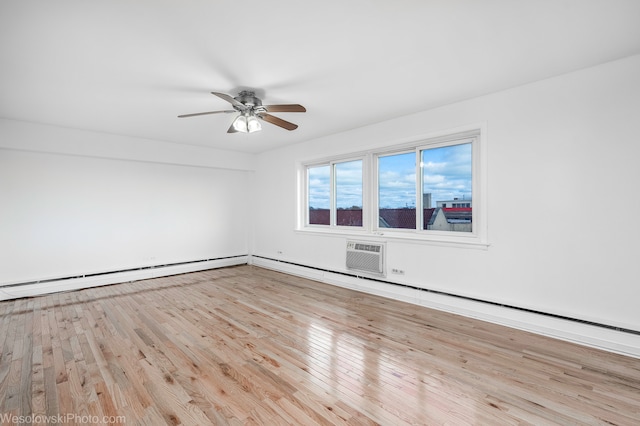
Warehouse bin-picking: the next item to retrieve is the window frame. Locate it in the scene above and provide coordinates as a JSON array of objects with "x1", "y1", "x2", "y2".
[
  {"x1": 304, "y1": 156, "x2": 367, "y2": 230},
  {"x1": 297, "y1": 126, "x2": 487, "y2": 248},
  {"x1": 375, "y1": 148, "x2": 418, "y2": 233},
  {"x1": 417, "y1": 137, "x2": 475, "y2": 236},
  {"x1": 305, "y1": 163, "x2": 331, "y2": 226}
]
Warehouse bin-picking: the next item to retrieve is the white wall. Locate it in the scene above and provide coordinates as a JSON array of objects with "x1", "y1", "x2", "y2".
[
  {"x1": 0, "y1": 121, "x2": 253, "y2": 287},
  {"x1": 252, "y1": 54, "x2": 640, "y2": 334}
]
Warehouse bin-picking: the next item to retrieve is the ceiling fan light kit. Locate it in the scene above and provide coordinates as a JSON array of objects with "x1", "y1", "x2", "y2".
[
  {"x1": 179, "y1": 90, "x2": 306, "y2": 134},
  {"x1": 232, "y1": 113, "x2": 261, "y2": 133}
]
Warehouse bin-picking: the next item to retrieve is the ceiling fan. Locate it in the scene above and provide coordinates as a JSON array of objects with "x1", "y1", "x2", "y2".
[{"x1": 178, "y1": 90, "x2": 306, "y2": 133}]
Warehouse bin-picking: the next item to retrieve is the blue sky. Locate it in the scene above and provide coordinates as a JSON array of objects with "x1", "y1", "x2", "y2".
[
  {"x1": 420, "y1": 143, "x2": 472, "y2": 207},
  {"x1": 308, "y1": 143, "x2": 472, "y2": 209},
  {"x1": 335, "y1": 160, "x2": 362, "y2": 209}
]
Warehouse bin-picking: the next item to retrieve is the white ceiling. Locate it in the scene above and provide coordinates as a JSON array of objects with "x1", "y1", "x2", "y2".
[{"x1": 2, "y1": 1, "x2": 640, "y2": 154}]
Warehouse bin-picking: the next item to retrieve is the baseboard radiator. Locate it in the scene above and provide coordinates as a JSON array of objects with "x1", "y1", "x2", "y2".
[
  {"x1": 0, "y1": 255, "x2": 248, "y2": 301},
  {"x1": 250, "y1": 255, "x2": 640, "y2": 359}
]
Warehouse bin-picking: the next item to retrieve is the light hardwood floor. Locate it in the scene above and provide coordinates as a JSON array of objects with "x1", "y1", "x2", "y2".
[{"x1": 0, "y1": 265, "x2": 638, "y2": 425}]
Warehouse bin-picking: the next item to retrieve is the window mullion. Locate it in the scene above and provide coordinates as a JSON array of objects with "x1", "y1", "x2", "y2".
[
  {"x1": 372, "y1": 155, "x2": 380, "y2": 231},
  {"x1": 416, "y1": 148, "x2": 422, "y2": 231},
  {"x1": 330, "y1": 162, "x2": 336, "y2": 227},
  {"x1": 362, "y1": 153, "x2": 371, "y2": 231}
]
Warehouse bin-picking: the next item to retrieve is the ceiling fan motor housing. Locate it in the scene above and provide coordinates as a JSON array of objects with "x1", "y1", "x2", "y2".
[{"x1": 234, "y1": 91, "x2": 262, "y2": 111}]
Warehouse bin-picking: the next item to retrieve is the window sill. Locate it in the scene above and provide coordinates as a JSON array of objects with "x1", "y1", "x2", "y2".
[{"x1": 294, "y1": 227, "x2": 490, "y2": 250}]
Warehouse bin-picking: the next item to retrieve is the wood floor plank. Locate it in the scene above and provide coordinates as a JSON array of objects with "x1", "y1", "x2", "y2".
[{"x1": 0, "y1": 265, "x2": 639, "y2": 425}]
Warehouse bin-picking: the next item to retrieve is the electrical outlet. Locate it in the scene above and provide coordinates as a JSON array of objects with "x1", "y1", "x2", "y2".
[{"x1": 391, "y1": 268, "x2": 405, "y2": 275}]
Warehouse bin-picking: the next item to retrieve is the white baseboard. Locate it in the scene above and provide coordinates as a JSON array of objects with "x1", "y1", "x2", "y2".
[
  {"x1": 0, "y1": 256, "x2": 248, "y2": 301},
  {"x1": 250, "y1": 257, "x2": 640, "y2": 359}
]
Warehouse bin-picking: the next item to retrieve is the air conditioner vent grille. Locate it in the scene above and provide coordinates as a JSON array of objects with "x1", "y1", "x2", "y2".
[{"x1": 346, "y1": 241, "x2": 384, "y2": 276}]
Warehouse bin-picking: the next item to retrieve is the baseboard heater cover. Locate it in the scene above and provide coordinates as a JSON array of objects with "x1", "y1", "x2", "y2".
[
  {"x1": 0, "y1": 255, "x2": 249, "y2": 301},
  {"x1": 251, "y1": 255, "x2": 640, "y2": 338},
  {"x1": 251, "y1": 256, "x2": 640, "y2": 358}
]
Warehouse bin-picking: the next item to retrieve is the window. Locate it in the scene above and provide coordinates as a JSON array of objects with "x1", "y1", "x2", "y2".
[
  {"x1": 299, "y1": 128, "x2": 486, "y2": 247},
  {"x1": 420, "y1": 142, "x2": 472, "y2": 233},
  {"x1": 335, "y1": 160, "x2": 363, "y2": 227},
  {"x1": 378, "y1": 152, "x2": 416, "y2": 229},
  {"x1": 307, "y1": 165, "x2": 330, "y2": 225},
  {"x1": 306, "y1": 159, "x2": 363, "y2": 228},
  {"x1": 375, "y1": 141, "x2": 473, "y2": 233}
]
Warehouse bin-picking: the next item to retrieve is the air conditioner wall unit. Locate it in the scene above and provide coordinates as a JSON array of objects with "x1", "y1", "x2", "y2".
[{"x1": 346, "y1": 240, "x2": 385, "y2": 276}]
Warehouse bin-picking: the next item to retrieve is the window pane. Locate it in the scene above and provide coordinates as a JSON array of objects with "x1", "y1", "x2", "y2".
[
  {"x1": 308, "y1": 165, "x2": 330, "y2": 225},
  {"x1": 421, "y1": 142, "x2": 472, "y2": 232},
  {"x1": 378, "y1": 152, "x2": 416, "y2": 229},
  {"x1": 335, "y1": 160, "x2": 363, "y2": 227}
]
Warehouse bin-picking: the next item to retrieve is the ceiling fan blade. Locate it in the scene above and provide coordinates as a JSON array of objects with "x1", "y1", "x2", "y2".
[
  {"x1": 263, "y1": 104, "x2": 306, "y2": 113},
  {"x1": 258, "y1": 113, "x2": 298, "y2": 131},
  {"x1": 178, "y1": 110, "x2": 235, "y2": 118},
  {"x1": 211, "y1": 92, "x2": 246, "y2": 110}
]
